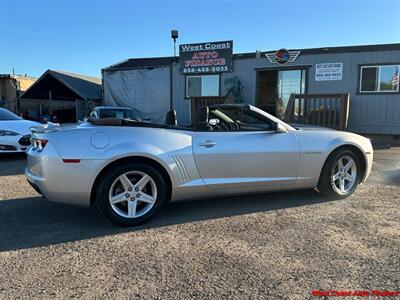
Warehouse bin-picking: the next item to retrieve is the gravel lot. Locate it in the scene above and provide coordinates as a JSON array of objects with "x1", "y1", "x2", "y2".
[{"x1": 0, "y1": 147, "x2": 399, "y2": 299}]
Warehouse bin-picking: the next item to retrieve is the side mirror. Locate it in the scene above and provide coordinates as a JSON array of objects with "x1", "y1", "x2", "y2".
[{"x1": 275, "y1": 123, "x2": 288, "y2": 133}]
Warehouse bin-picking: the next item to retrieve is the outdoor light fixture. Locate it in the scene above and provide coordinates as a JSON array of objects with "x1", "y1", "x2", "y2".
[
  {"x1": 171, "y1": 30, "x2": 178, "y2": 40},
  {"x1": 171, "y1": 30, "x2": 178, "y2": 57}
]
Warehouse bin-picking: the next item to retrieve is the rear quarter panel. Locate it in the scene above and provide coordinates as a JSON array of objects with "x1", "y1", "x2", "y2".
[{"x1": 44, "y1": 126, "x2": 201, "y2": 200}]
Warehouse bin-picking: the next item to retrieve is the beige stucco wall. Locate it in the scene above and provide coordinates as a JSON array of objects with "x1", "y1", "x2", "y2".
[{"x1": 0, "y1": 75, "x2": 36, "y2": 112}]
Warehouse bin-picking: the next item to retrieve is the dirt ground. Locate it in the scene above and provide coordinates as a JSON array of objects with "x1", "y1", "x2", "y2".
[{"x1": 0, "y1": 147, "x2": 399, "y2": 299}]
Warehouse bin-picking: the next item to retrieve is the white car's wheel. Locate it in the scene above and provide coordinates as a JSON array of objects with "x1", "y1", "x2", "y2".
[
  {"x1": 96, "y1": 162, "x2": 167, "y2": 226},
  {"x1": 318, "y1": 149, "x2": 361, "y2": 199}
]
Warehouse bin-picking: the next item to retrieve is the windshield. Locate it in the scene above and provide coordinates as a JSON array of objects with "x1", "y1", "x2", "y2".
[
  {"x1": 99, "y1": 108, "x2": 144, "y2": 121},
  {"x1": 0, "y1": 108, "x2": 22, "y2": 120}
]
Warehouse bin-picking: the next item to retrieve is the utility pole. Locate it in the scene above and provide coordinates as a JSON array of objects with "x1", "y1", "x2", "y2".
[{"x1": 170, "y1": 30, "x2": 178, "y2": 111}]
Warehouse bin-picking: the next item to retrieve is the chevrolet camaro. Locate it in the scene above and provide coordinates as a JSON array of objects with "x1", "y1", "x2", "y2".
[{"x1": 25, "y1": 104, "x2": 373, "y2": 226}]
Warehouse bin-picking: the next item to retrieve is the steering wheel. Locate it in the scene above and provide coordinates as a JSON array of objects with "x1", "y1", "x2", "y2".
[
  {"x1": 213, "y1": 122, "x2": 227, "y2": 131},
  {"x1": 226, "y1": 122, "x2": 240, "y2": 131}
]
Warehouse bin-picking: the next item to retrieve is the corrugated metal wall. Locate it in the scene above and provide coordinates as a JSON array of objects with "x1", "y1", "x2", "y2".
[
  {"x1": 171, "y1": 64, "x2": 190, "y2": 125},
  {"x1": 172, "y1": 49, "x2": 400, "y2": 134}
]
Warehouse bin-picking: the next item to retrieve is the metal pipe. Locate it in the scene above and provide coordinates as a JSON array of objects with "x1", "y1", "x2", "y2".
[{"x1": 169, "y1": 59, "x2": 173, "y2": 111}]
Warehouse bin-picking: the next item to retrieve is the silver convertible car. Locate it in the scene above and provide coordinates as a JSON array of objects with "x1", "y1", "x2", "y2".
[{"x1": 25, "y1": 104, "x2": 373, "y2": 226}]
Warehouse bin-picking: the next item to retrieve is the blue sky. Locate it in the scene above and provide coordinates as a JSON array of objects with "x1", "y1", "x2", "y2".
[{"x1": 0, "y1": 0, "x2": 399, "y2": 78}]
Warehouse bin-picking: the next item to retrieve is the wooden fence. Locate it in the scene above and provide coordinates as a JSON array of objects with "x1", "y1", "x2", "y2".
[
  {"x1": 284, "y1": 93, "x2": 350, "y2": 131},
  {"x1": 190, "y1": 96, "x2": 228, "y2": 124}
]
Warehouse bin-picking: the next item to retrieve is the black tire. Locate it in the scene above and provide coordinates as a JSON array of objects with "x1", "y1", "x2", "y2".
[
  {"x1": 317, "y1": 148, "x2": 361, "y2": 199},
  {"x1": 96, "y1": 162, "x2": 168, "y2": 226}
]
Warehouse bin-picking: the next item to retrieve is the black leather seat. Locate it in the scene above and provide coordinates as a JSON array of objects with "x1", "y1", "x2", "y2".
[
  {"x1": 195, "y1": 106, "x2": 210, "y2": 131},
  {"x1": 165, "y1": 109, "x2": 177, "y2": 126}
]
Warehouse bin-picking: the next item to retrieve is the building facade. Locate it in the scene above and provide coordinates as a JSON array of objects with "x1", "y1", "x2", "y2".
[
  {"x1": 0, "y1": 74, "x2": 36, "y2": 113},
  {"x1": 103, "y1": 43, "x2": 400, "y2": 136},
  {"x1": 19, "y1": 70, "x2": 102, "y2": 122}
]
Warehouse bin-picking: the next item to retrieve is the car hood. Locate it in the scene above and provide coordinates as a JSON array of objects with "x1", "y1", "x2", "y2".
[{"x1": 0, "y1": 120, "x2": 41, "y2": 135}]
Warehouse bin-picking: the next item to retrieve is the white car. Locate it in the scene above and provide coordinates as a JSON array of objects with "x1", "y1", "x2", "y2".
[{"x1": 0, "y1": 108, "x2": 39, "y2": 153}]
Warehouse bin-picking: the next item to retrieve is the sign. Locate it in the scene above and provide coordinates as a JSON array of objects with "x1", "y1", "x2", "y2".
[
  {"x1": 179, "y1": 40, "x2": 233, "y2": 74},
  {"x1": 265, "y1": 49, "x2": 300, "y2": 64},
  {"x1": 315, "y1": 63, "x2": 343, "y2": 81},
  {"x1": 275, "y1": 49, "x2": 290, "y2": 64}
]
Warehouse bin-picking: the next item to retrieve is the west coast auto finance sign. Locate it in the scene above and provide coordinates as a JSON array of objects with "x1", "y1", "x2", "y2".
[
  {"x1": 179, "y1": 40, "x2": 233, "y2": 74},
  {"x1": 315, "y1": 63, "x2": 343, "y2": 81}
]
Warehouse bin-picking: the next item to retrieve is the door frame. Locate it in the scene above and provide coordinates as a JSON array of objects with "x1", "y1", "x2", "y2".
[{"x1": 255, "y1": 65, "x2": 311, "y2": 117}]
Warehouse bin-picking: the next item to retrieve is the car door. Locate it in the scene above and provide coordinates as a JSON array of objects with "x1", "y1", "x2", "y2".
[{"x1": 192, "y1": 107, "x2": 300, "y2": 191}]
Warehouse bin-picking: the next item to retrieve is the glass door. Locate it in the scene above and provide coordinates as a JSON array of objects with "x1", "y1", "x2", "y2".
[{"x1": 276, "y1": 69, "x2": 306, "y2": 119}]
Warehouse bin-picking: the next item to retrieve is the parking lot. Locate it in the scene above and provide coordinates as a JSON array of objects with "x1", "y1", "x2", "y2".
[{"x1": 0, "y1": 147, "x2": 399, "y2": 299}]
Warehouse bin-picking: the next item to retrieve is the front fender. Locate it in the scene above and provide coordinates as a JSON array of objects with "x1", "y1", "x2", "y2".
[
  {"x1": 324, "y1": 135, "x2": 373, "y2": 183},
  {"x1": 296, "y1": 130, "x2": 373, "y2": 186}
]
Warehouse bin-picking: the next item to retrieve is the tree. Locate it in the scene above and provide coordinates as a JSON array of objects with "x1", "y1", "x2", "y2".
[{"x1": 224, "y1": 76, "x2": 244, "y2": 104}]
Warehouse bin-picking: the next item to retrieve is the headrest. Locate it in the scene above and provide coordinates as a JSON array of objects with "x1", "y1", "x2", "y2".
[
  {"x1": 198, "y1": 106, "x2": 209, "y2": 123},
  {"x1": 165, "y1": 109, "x2": 177, "y2": 126}
]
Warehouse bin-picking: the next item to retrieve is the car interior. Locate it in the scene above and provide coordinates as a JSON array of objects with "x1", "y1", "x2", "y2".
[
  {"x1": 90, "y1": 105, "x2": 274, "y2": 132},
  {"x1": 193, "y1": 106, "x2": 274, "y2": 132}
]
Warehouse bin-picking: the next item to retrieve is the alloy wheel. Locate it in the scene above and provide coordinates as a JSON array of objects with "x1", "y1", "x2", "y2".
[
  {"x1": 108, "y1": 171, "x2": 157, "y2": 218},
  {"x1": 331, "y1": 155, "x2": 357, "y2": 195}
]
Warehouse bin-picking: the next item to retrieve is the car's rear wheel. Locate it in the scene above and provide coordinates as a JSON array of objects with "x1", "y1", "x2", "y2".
[
  {"x1": 96, "y1": 162, "x2": 167, "y2": 226},
  {"x1": 318, "y1": 149, "x2": 360, "y2": 199}
]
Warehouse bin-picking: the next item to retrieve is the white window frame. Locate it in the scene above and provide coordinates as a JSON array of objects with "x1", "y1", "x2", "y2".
[
  {"x1": 186, "y1": 75, "x2": 220, "y2": 98},
  {"x1": 359, "y1": 64, "x2": 400, "y2": 93}
]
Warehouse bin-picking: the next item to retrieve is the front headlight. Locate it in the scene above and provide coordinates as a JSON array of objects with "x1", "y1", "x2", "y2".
[{"x1": 0, "y1": 130, "x2": 20, "y2": 136}]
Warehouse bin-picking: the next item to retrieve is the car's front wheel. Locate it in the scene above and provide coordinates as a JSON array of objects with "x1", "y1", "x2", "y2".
[
  {"x1": 96, "y1": 162, "x2": 168, "y2": 226},
  {"x1": 318, "y1": 149, "x2": 361, "y2": 199}
]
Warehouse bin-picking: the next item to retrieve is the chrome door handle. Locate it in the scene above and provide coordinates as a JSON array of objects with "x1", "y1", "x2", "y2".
[{"x1": 199, "y1": 140, "x2": 217, "y2": 148}]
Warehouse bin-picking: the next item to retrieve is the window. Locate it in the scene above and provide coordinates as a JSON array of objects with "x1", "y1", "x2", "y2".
[
  {"x1": 360, "y1": 65, "x2": 399, "y2": 93},
  {"x1": 208, "y1": 107, "x2": 273, "y2": 131},
  {"x1": 99, "y1": 108, "x2": 144, "y2": 121},
  {"x1": 186, "y1": 75, "x2": 219, "y2": 97}
]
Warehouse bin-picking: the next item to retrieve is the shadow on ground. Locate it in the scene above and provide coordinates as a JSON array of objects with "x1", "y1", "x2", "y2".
[
  {"x1": 385, "y1": 169, "x2": 400, "y2": 186},
  {"x1": 0, "y1": 153, "x2": 26, "y2": 176},
  {"x1": 372, "y1": 143, "x2": 392, "y2": 150},
  {"x1": 0, "y1": 190, "x2": 336, "y2": 252}
]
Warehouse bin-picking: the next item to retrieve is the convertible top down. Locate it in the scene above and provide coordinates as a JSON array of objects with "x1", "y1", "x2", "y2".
[{"x1": 25, "y1": 104, "x2": 373, "y2": 226}]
